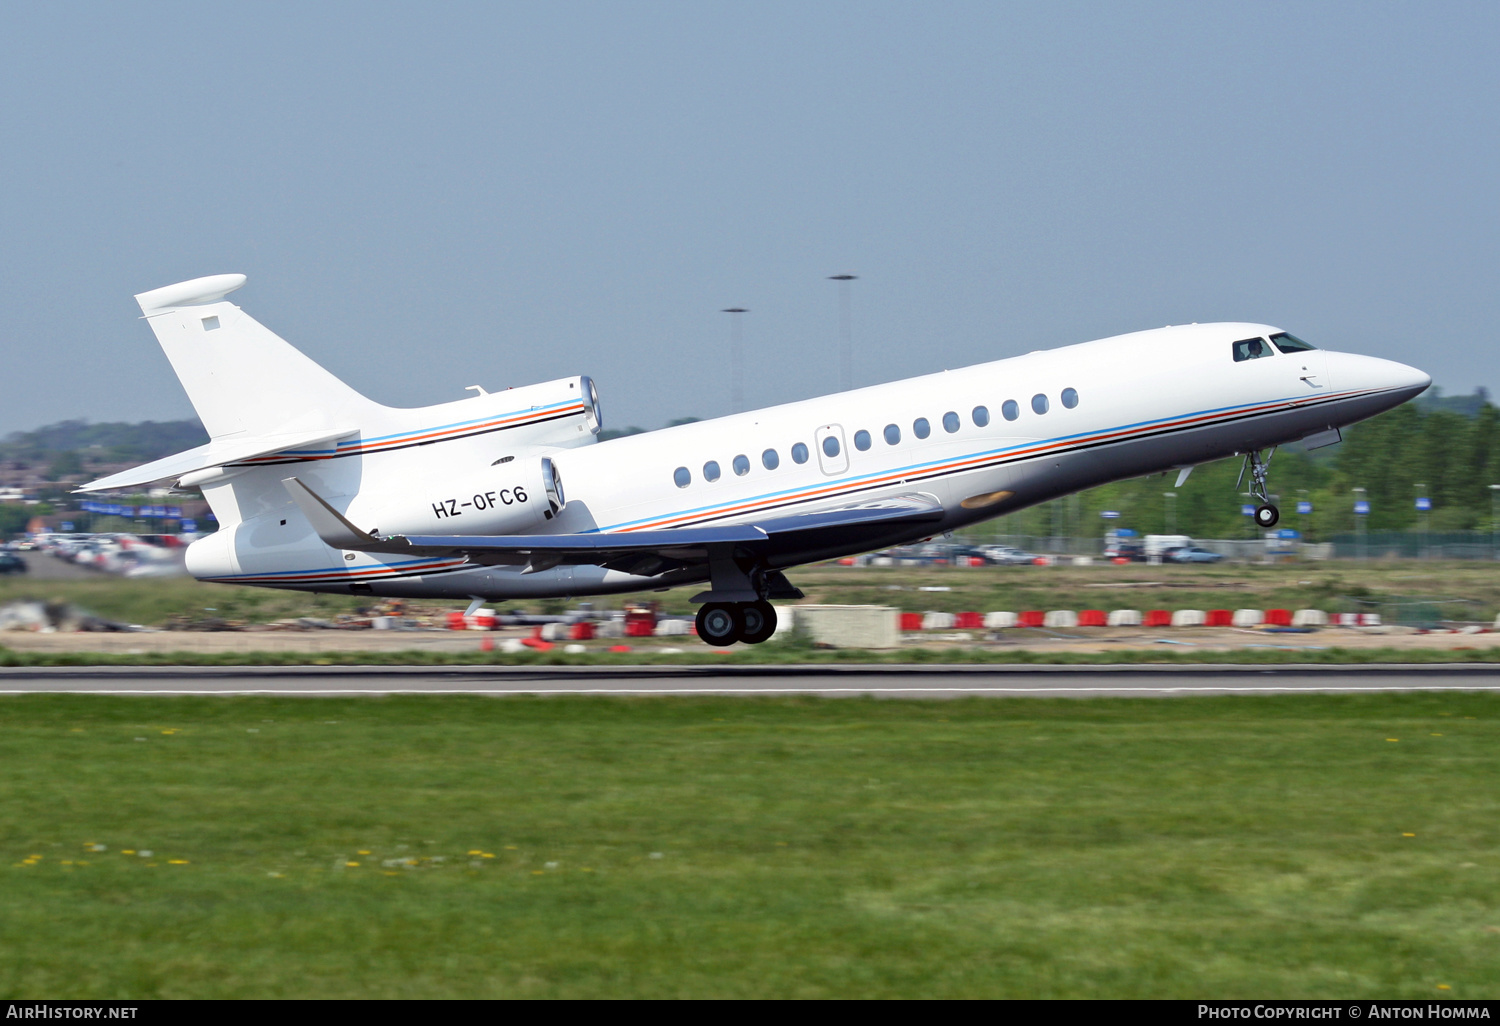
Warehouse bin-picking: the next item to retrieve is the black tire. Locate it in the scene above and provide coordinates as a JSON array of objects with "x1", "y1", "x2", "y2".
[
  {"x1": 696, "y1": 603, "x2": 741, "y2": 647},
  {"x1": 1255, "y1": 504, "x2": 1280, "y2": 528},
  {"x1": 738, "y1": 601, "x2": 777, "y2": 645}
]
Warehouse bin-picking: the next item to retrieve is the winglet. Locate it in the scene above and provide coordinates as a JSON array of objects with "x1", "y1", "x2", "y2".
[{"x1": 282, "y1": 477, "x2": 385, "y2": 550}]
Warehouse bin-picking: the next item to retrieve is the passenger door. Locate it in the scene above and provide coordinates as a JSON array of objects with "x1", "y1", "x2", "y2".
[{"x1": 814, "y1": 424, "x2": 849, "y2": 476}]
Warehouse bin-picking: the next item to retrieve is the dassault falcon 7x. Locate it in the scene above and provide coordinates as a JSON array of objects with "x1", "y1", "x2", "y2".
[{"x1": 81, "y1": 274, "x2": 1430, "y2": 645}]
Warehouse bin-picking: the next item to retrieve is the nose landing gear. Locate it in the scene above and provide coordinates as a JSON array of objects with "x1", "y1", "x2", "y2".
[
  {"x1": 696, "y1": 600, "x2": 778, "y2": 647},
  {"x1": 1238, "y1": 448, "x2": 1280, "y2": 528}
]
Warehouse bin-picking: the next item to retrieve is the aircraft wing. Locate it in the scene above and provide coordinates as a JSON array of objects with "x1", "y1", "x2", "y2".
[
  {"x1": 77, "y1": 428, "x2": 357, "y2": 493},
  {"x1": 284, "y1": 477, "x2": 944, "y2": 577}
]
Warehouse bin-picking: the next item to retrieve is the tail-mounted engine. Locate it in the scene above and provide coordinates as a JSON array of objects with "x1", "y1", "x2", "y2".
[{"x1": 370, "y1": 457, "x2": 565, "y2": 537}]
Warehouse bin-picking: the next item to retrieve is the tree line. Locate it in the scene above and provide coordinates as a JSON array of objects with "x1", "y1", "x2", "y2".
[{"x1": 993, "y1": 391, "x2": 1500, "y2": 540}]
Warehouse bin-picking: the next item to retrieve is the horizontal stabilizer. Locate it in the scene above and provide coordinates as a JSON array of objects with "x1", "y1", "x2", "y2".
[{"x1": 77, "y1": 428, "x2": 355, "y2": 493}]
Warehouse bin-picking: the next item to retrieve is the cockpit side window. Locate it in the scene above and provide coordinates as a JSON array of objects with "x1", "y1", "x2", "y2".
[
  {"x1": 1269, "y1": 332, "x2": 1317, "y2": 354},
  {"x1": 1232, "y1": 337, "x2": 1274, "y2": 362}
]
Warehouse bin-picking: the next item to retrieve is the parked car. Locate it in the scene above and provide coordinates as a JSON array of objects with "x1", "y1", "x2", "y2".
[
  {"x1": 980, "y1": 545, "x2": 1040, "y2": 565},
  {"x1": 0, "y1": 552, "x2": 27, "y2": 574},
  {"x1": 1164, "y1": 545, "x2": 1224, "y2": 564}
]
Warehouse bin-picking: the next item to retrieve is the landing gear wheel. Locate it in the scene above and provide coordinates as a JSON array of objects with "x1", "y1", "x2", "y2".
[
  {"x1": 738, "y1": 601, "x2": 777, "y2": 645},
  {"x1": 1255, "y1": 504, "x2": 1280, "y2": 528},
  {"x1": 696, "y1": 603, "x2": 741, "y2": 647}
]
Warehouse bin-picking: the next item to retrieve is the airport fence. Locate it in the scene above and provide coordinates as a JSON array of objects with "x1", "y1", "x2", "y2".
[
  {"x1": 963, "y1": 531, "x2": 1500, "y2": 561},
  {"x1": 1326, "y1": 531, "x2": 1500, "y2": 560}
]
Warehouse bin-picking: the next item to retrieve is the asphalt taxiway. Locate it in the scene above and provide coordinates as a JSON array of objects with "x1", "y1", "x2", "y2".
[{"x1": 3, "y1": 663, "x2": 1500, "y2": 697}]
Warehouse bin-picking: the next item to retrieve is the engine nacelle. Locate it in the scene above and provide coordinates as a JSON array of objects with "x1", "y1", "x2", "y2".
[{"x1": 370, "y1": 457, "x2": 565, "y2": 537}]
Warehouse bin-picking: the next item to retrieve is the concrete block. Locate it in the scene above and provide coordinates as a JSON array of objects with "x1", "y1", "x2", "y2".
[
  {"x1": 1107, "y1": 609, "x2": 1142, "y2": 627},
  {"x1": 654, "y1": 619, "x2": 690, "y2": 636},
  {"x1": 540, "y1": 622, "x2": 566, "y2": 641},
  {"x1": 789, "y1": 605, "x2": 900, "y2": 648},
  {"x1": 1044, "y1": 610, "x2": 1078, "y2": 628},
  {"x1": 595, "y1": 619, "x2": 625, "y2": 638},
  {"x1": 1293, "y1": 609, "x2": 1328, "y2": 627},
  {"x1": 922, "y1": 611, "x2": 956, "y2": 630},
  {"x1": 1232, "y1": 609, "x2": 1264, "y2": 627},
  {"x1": 1171, "y1": 609, "x2": 1206, "y2": 627},
  {"x1": 984, "y1": 611, "x2": 1017, "y2": 629}
]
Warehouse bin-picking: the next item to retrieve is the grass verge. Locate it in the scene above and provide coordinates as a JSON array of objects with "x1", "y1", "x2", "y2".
[
  {"x1": 1, "y1": 693, "x2": 1498, "y2": 997},
  {"x1": 5, "y1": 643, "x2": 1500, "y2": 666}
]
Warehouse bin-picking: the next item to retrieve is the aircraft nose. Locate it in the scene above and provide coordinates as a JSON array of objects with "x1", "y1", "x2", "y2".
[
  {"x1": 1329, "y1": 352, "x2": 1431, "y2": 402},
  {"x1": 1383, "y1": 359, "x2": 1432, "y2": 402}
]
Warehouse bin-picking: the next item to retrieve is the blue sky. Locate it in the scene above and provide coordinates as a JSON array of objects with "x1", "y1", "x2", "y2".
[{"x1": 1, "y1": 2, "x2": 1495, "y2": 435}]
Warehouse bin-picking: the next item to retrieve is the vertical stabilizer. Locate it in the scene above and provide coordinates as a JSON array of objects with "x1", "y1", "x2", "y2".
[{"x1": 135, "y1": 274, "x2": 376, "y2": 439}]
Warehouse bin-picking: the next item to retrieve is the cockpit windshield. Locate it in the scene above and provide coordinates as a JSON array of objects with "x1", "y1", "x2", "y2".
[
  {"x1": 1232, "y1": 337, "x2": 1274, "y2": 362},
  {"x1": 1269, "y1": 332, "x2": 1317, "y2": 354}
]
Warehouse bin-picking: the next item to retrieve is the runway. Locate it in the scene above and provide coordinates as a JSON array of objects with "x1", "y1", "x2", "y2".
[{"x1": 4, "y1": 663, "x2": 1500, "y2": 697}]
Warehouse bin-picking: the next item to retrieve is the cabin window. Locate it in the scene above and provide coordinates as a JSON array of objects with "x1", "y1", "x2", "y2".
[
  {"x1": 762, "y1": 448, "x2": 779, "y2": 470},
  {"x1": 703, "y1": 460, "x2": 721, "y2": 482},
  {"x1": 884, "y1": 423, "x2": 901, "y2": 445},
  {"x1": 972, "y1": 405, "x2": 990, "y2": 427},
  {"x1": 913, "y1": 417, "x2": 931, "y2": 439},
  {"x1": 942, "y1": 411, "x2": 960, "y2": 433},
  {"x1": 1270, "y1": 332, "x2": 1317, "y2": 354},
  {"x1": 673, "y1": 467, "x2": 691, "y2": 488},
  {"x1": 1233, "y1": 337, "x2": 1274, "y2": 362},
  {"x1": 822, "y1": 435, "x2": 841, "y2": 458},
  {"x1": 733, "y1": 454, "x2": 751, "y2": 476},
  {"x1": 1061, "y1": 388, "x2": 1079, "y2": 409},
  {"x1": 1031, "y1": 393, "x2": 1049, "y2": 415},
  {"x1": 791, "y1": 442, "x2": 809, "y2": 464},
  {"x1": 1002, "y1": 399, "x2": 1019, "y2": 421},
  {"x1": 854, "y1": 429, "x2": 872, "y2": 451}
]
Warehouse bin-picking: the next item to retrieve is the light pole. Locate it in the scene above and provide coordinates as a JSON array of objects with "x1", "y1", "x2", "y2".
[
  {"x1": 1354, "y1": 487, "x2": 1368, "y2": 561},
  {"x1": 1489, "y1": 485, "x2": 1500, "y2": 561},
  {"x1": 1414, "y1": 483, "x2": 1429, "y2": 560},
  {"x1": 720, "y1": 308, "x2": 747, "y2": 413},
  {"x1": 828, "y1": 274, "x2": 857, "y2": 392},
  {"x1": 1163, "y1": 492, "x2": 1177, "y2": 536}
]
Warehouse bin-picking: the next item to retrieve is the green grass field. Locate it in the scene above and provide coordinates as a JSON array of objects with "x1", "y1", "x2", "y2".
[
  {"x1": 7, "y1": 642, "x2": 1500, "y2": 666},
  {"x1": 7, "y1": 558, "x2": 1500, "y2": 627},
  {"x1": 2, "y1": 694, "x2": 1498, "y2": 998}
]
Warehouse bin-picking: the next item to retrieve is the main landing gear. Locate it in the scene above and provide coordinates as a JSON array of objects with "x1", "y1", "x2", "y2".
[
  {"x1": 1237, "y1": 448, "x2": 1280, "y2": 528},
  {"x1": 696, "y1": 600, "x2": 778, "y2": 647}
]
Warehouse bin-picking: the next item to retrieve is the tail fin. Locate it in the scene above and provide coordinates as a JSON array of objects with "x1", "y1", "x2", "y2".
[{"x1": 135, "y1": 274, "x2": 376, "y2": 440}]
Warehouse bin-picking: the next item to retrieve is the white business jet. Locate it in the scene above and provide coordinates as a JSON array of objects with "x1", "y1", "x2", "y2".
[{"x1": 80, "y1": 274, "x2": 1429, "y2": 645}]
